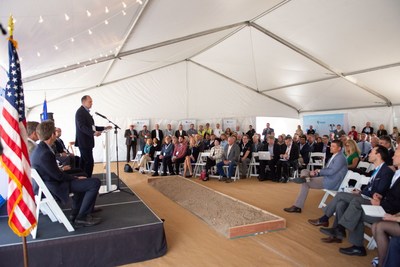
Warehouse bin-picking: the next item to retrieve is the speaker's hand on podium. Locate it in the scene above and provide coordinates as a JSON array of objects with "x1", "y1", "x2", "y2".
[
  {"x1": 94, "y1": 131, "x2": 102, "y2": 137},
  {"x1": 105, "y1": 126, "x2": 113, "y2": 131}
]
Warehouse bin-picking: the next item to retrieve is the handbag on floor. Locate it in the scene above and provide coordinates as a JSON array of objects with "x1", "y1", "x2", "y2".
[{"x1": 124, "y1": 163, "x2": 133, "y2": 173}]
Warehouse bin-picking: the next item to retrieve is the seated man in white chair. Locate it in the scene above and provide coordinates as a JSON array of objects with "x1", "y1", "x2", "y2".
[{"x1": 31, "y1": 120, "x2": 101, "y2": 227}]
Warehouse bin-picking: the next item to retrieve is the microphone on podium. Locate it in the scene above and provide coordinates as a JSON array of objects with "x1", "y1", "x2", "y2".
[{"x1": 95, "y1": 112, "x2": 107, "y2": 119}]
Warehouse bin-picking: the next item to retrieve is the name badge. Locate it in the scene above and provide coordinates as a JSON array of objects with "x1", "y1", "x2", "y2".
[
  {"x1": 92, "y1": 125, "x2": 96, "y2": 131},
  {"x1": 176, "y1": 151, "x2": 179, "y2": 155},
  {"x1": 240, "y1": 152, "x2": 243, "y2": 156}
]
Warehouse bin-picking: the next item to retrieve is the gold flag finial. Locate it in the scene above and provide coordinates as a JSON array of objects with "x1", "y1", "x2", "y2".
[{"x1": 8, "y1": 15, "x2": 14, "y2": 37}]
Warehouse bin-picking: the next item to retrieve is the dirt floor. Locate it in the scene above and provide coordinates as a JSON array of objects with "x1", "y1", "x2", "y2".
[
  {"x1": 149, "y1": 176, "x2": 282, "y2": 238},
  {"x1": 94, "y1": 163, "x2": 377, "y2": 267}
]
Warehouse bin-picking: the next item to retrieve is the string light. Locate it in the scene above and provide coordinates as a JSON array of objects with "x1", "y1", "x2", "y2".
[
  {"x1": 70, "y1": 37, "x2": 75, "y2": 42},
  {"x1": 122, "y1": 2, "x2": 127, "y2": 8},
  {"x1": 54, "y1": 45, "x2": 59, "y2": 50},
  {"x1": 39, "y1": 16, "x2": 44, "y2": 23},
  {"x1": 122, "y1": 10, "x2": 126, "y2": 16},
  {"x1": 64, "y1": 13, "x2": 70, "y2": 21},
  {"x1": 37, "y1": 52, "x2": 41, "y2": 57},
  {"x1": 104, "y1": 20, "x2": 109, "y2": 25},
  {"x1": 88, "y1": 29, "x2": 93, "y2": 35},
  {"x1": 105, "y1": 6, "x2": 109, "y2": 13},
  {"x1": 136, "y1": 0, "x2": 143, "y2": 5},
  {"x1": 86, "y1": 10, "x2": 91, "y2": 17}
]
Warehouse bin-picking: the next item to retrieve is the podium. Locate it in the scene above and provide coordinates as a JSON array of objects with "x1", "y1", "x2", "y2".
[{"x1": 99, "y1": 129, "x2": 118, "y2": 194}]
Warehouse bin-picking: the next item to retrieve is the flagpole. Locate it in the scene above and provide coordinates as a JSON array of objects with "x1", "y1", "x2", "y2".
[{"x1": 22, "y1": 236, "x2": 29, "y2": 267}]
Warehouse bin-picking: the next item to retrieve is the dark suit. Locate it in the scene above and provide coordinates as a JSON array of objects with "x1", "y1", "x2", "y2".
[
  {"x1": 124, "y1": 128, "x2": 138, "y2": 162},
  {"x1": 151, "y1": 129, "x2": 164, "y2": 142},
  {"x1": 216, "y1": 143, "x2": 240, "y2": 178},
  {"x1": 276, "y1": 143, "x2": 300, "y2": 181},
  {"x1": 75, "y1": 105, "x2": 105, "y2": 177},
  {"x1": 31, "y1": 142, "x2": 100, "y2": 219},
  {"x1": 299, "y1": 142, "x2": 311, "y2": 165},
  {"x1": 258, "y1": 143, "x2": 281, "y2": 181},
  {"x1": 175, "y1": 130, "x2": 187, "y2": 138},
  {"x1": 153, "y1": 143, "x2": 175, "y2": 175}
]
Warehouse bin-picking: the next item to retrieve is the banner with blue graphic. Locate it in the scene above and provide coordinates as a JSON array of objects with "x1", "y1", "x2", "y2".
[{"x1": 303, "y1": 113, "x2": 348, "y2": 136}]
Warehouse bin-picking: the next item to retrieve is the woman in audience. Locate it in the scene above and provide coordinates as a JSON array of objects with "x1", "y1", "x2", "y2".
[
  {"x1": 344, "y1": 139, "x2": 360, "y2": 170},
  {"x1": 136, "y1": 138, "x2": 156, "y2": 174},
  {"x1": 204, "y1": 139, "x2": 223, "y2": 181},
  {"x1": 182, "y1": 137, "x2": 199, "y2": 178},
  {"x1": 295, "y1": 125, "x2": 304, "y2": 136},
  {"x1": 277, "y1": 135, "x2": 286, "y2": 155},
  {"x1": 391, "y1": 126, "x2": 399, "y2": 141},
  {"x1": 371, "y1": 213, "x2": 400, "y2": 267},
  {"x1": 225, "y1": 127, "x2": 233, "y2": 137},
  {"x1": 377, "y1": 124, "x2": 388, "y2": 137}
]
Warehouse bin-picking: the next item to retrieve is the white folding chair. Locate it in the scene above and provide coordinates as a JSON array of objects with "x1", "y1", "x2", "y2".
[
  {"x1": 131, "y1": 151, "x2": 142, "y2": 167},
  {"x1": 193, "y1": 152, "x2": 210, "y2": 177},
  {"x1": 356, "y1": 161, "x2": 375, "y2": 174},
  {"x1": 223, "y1": 164, "x2": 240, "y2": 181},
  {"x1": 307, "y1": 152, "x2": 326, "y2": 171},
  {"x1": 246, "y1": 152, "x2": 259, "y2": 178},
  {"x1": 30, "y1": 169, "x2": 74, "y2": 239},
  {"x1": 147, "y1": 151, "x2": 161, "y2": 173},
  {"x1": 318, "y1": 171, "x2": 361, "y2": 208}
]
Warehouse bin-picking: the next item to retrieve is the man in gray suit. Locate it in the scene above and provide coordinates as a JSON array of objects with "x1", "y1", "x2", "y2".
[
  {"x1": 216, "y1": 136, "x2": 240, "y2": 183},
  {"x1": 284, "y1": 140, "x2": 348, "y2": 213}
]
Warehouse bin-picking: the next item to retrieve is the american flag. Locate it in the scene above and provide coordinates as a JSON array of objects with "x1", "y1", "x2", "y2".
[{"x1": 0, "y1": 39, "x2": 37, "y2": 236}]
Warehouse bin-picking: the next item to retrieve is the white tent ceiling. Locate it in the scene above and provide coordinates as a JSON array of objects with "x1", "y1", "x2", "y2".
[{"x1": 1, "y1": 0, "x2": 399, "y2": 116}]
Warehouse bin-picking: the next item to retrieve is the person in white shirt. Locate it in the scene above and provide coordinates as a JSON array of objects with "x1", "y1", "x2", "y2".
[{"x1": 213, "y1": 123, "x2": 223, "y2": 138}]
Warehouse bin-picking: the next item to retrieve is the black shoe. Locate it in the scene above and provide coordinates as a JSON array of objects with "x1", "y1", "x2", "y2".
[
  {"x1": 152, "y1": 172, "x2": 159, "y2": 177},
  {"x1": 220, "y1": 176, "x2": 228, "y2": 181},
  {"x1": 74, "y1": 215, "x2": 101, "y2": 227},
  {"x1": 225, "y1": 179, "x2": 233, "y2": 183},
  {"x1": 339, "y1": 245, "x2": 366, "y2": 256},
  {"x1": 283, "y1": 206, "x2": 301, "y2": 213},
  {"x1": 161, "y1": 173, "x2": 167, "y2": 176},
  {"x1": 279, "y1": 177, "x2": 288, "y2": 183},
  {"x1": 92, "y1": 207, "x2": 102, "y2": 213},
  {"x1": 320, "y1": 227, "x2": 346, "y2": 239}
]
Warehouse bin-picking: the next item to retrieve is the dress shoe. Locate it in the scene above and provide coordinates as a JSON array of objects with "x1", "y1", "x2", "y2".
[
  {"x1": 339, "y1": 245, "x2": 366, "y2": 256},
  {"x1": 134, "y1": 168, "x2": 139, "y2": 171},
  {"x1": 320, "y1": 227, "x2": 346, "y2": 240},
  {"x1": 321, "y1": 236, "x2": 342, "y2": 243},
  {"x1": 170, "y1": 172, "x2": 176, "y2": 176},
  {"x1": 283, "y1": 206, "x2": 301, "y2": 213},
  {"x1": 161, "y1": 173, "x2": 167, "y2": 176},
  {"x1": 291, "y1": 177, "x2": 306, "y2": 184},
  {"x1": 92, "y1": 207, "x2": 102, "y2": 213},
  {"x1": 308, "y1": 218, "x2": 329, "y2": 227},
  {"x1": 219, "y1": 176, "x2": 228, "y2": 182},
  {"x1": 74, "y1": 215, "x2": 101, "y2": 227},
  {"x1": 225, "y1": 179, "x2": 233, "y2": 183},
  {"x1": 279, "y1": 177, "x2": 288, "y2": 183},
  {"x1": 151, "y1": 172, "x2": 159, "y2": 177}
]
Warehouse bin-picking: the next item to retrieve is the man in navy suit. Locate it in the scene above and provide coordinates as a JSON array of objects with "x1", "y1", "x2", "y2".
[
  {"x1": 31, "y1": 120, "x2": 101, "y2": 227},
  {"x1": 284, "y1": 140, "x2": 348, "y2": 213},
  {"x1": 75, "y1": 95, "x2": 111, "y2": 177},
  {"x1": 152, "y1": 136, "x2": 175, "y2": 176}
]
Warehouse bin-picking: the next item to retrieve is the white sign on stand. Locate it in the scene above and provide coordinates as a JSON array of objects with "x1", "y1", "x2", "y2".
[{"x1": 99, "y1": 129, "x2": 118, "y2": 194}]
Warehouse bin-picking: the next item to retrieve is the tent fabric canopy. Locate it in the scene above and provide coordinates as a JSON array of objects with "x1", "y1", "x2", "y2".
[{"x1": 0, "y1": 0, "x2": 399, "y2": 115}]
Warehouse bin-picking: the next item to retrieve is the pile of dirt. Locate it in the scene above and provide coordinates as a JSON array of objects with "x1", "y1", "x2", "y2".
[{"x1": 149, "y1": 176, "x2": 282, "y2": 238}]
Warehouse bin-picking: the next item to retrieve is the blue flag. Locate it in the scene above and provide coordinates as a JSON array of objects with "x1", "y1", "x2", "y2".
[{"x1": 41, "y1": 98, "x2": 48, "y2": 121}]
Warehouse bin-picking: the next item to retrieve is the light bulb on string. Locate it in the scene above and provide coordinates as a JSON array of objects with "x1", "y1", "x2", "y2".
[
  {"x1": 70, "y1": 37, "x2": 75, "y2": 42},
  {"x1": 122, "y1": 10, "x2": 126, "y2": 16},
  {"x1": 54, "y1": 45, "x2": 59, "y2": 50},
  {"x1": 122, "y1": 2, "x2": 127, "y2": 8},
  {"x1": 105, "y1": 6, "x2": 109, "y2": 13},
  {"x1": 64, "y1": 13, "x2": 70, "y2": 21},
  {"x1": 88, "y1": 29, "x2": 93, "y2": 35},
  {"x1": 86, "y1": 10, "x2": 91, "y2": 17},
  {"x1": 104, "y1": 20, "x2": 109, "y2": 25},
  {"x1": 37, "y1": 52, "x2": 41, "y2": 57},
  {"x1": 39, "y1": 16, "x2": 44, "y2": 23}
]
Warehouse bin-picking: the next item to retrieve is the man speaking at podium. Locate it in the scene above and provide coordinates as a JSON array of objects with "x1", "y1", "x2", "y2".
[{"x1": 75, "y1": 95, "x2": 112, "y2": 178}]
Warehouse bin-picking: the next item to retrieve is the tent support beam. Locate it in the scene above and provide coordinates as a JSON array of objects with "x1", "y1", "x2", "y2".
[
  {"x1": 23, "y1": 21, "x2": 247, "y2": 84},
  {"x1": 96, "y1": 0, "x2": 150, "y2": 87},
  {"x1": 300, "y1": 104, "x2": 390, "y2": 114},
  {"x1": 189, "y1": 59, "x2": 299, "y2": 113},
  {"x1": 250, "y1": 22, "x2": 392, "y2": 106}
]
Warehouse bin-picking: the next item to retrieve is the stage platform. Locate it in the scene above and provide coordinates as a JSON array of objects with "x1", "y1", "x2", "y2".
[{"x1": 0, "y1": 173, "x2": 167, "y2": 267}]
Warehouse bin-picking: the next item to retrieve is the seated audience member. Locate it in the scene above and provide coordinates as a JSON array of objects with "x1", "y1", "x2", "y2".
[
  {"x1": 276, "y1": 136, "x2": 299, "y2": 183},
  {"x1": 344, "y1": 139, "x2": 360, "y2": 170},
  {"x1": 348, "y1": 126, "x2": 358, "y2": 140},
  {"x1": 239, "y1": 134, "x2": 252, "y2": 179},
  {"x1": 319, "y1": 148, "x2": 400, "y2": 257},
  {"x1": 377, "y1": 124, "x2": 388, "y2": 137},
  {"x1": 283, "y1": 140, "x2": 347, "y2": 213},
  {"x1": 197, "y1": 125, "x2": 205, "y2": 137},
  {"x1": 151, "y1": 124, "x2": 164, "y2": 142},
  {"x1": 251, "y1": 134, "x2": 263, "y2": 153},
  {"x1": 334, "y1": 124, "x2": 346, "y2": 140},
  {"x1": 195, "y1": 134, "x2": 206, "y2": 152},
  {"x1": 172, "y1": 136, "x2": 187, "y2": 175},
  {"x1": 340, "y1": 135, "x2": 349, "y2": 148},
  {"x1": 234, "y1": 125, "x2": 243, "y2": 136},
  {"x1": 208, "y1": 134, "x2": 216, "y2": 149},
  {"x1": 321, "y1": 135, "x2": 332, "y2": 163},
  {"x1": 204, "y1": 139, "x2": 223, "y2": 181},
  {"x1": 53, "y1": 127, "x2": 78, "y2": 168},
  {"x1": 136, "y1": 138, "x2": 156, "y2": 174},
  {"x1": 307, "y1": 125, "x2": 315, "y2": 135},
  {"x1": 308, "y1": 145, "x2": 393, "y2": 231},
  {"x1": 224, "y1": 127, "x2": 233, "y2": 137},
  {"x1": 372, "y1": 214, "x2": 400, "y2": 267},
  {"x1": 203, "y1": 133, "x2": 211, "y2": 150},
  {"x1": 213, "y1": 123, "x2": 223, "y2": 138},
  {"x1": 152, "y1": 136, "x2": 175, "y2": 176},
  {"x1": 314, "y1": 136, "x2": 324, "y2": 153},
  {"x1": 31, "y1": 120, "x2": 101, "y2": 227},
  {"x1": 187, "y1": 123, "x2": 197, "y2": 137},
  {"x1": 298, "y1": 135, "x2": 311, "y2": 167},
  {"x1": 362, "y1": 136, "x2": 379, "y2": 162},
  {"x1": 259, "y1": 135, "x2": 280, "y2": 181},
  {"x1": 390, "y1": 126, "x2": 399, "y2": 141},
  {"x1": 182, "y1": 137, "x2": 199, "y2": 178},
  {"x1": 246, "y1": 125, "x2": 256, "y2": 140},
  {"x1": 216, "y1": 136, "x2": 240, "y2": 183},
  {"x1": 164, "y1": 124, "x2": 174, "y2": 137},
  {"x1": 204, "y1": 123, "x2": 213, "y2": 136},
  {"x1": 27, "y1": 121, "x2": 39, "y2": 154},
  {"x1": 380, "y1": 135, "x2": 395, "y2": 168},
  {"x1": 357, "y1": 133, "x2": 372, "y2": 158},
  {"x1": 307, "y1": 134, "x2": 316, "y2": 153},
  {"x1": 220, "y1": 134, "x2": 228, "y2": 149},
  {"x1": 362, "y1": 121, "x2": 374, "y2": 135},
  {"x1": 175, "y1": 124, "x2": 187, "y2": 138},
  {"x1": 276, "y1": 135, "x2": 286, "y2": 154}
]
